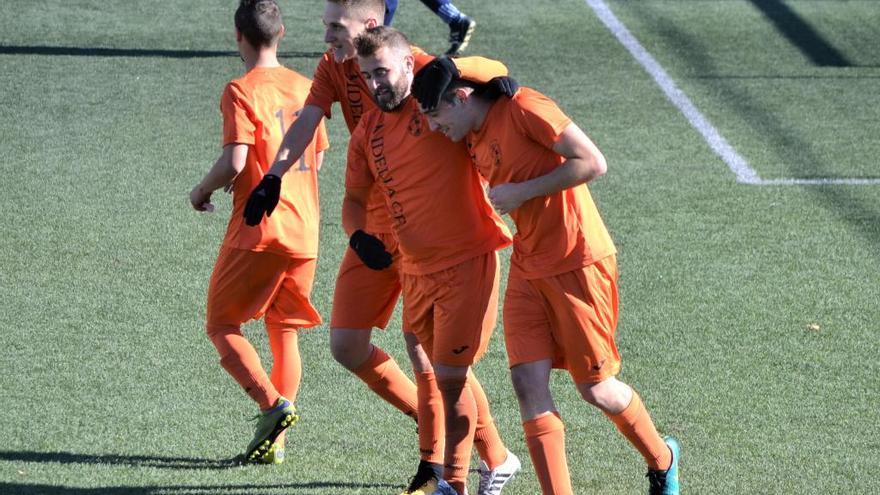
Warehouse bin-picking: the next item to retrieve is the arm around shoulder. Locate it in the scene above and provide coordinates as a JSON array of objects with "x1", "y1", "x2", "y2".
[{"x1": 452, "y1": 56, "x2": 508, "y2": 83}]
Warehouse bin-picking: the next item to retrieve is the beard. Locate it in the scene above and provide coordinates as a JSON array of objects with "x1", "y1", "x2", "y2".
[{"x1": 373, "y1": 76, "x2": 410, "y2": 112}]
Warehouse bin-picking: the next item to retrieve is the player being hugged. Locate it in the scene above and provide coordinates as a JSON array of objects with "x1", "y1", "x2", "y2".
[
  {"x1": 189, "y1": 0, "x2": 329, "y2": 465},
  {"x1": 412, "y1": 56, "x2": 681, "y2": 495}
]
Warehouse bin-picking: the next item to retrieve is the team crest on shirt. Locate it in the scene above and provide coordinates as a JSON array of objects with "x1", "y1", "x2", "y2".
[
  {"x1": 490, "y1": 140, "x2": 503, "y2": 167},
  {"x1": 408, "y1": 110, "x2": 424, "y2": 136}
]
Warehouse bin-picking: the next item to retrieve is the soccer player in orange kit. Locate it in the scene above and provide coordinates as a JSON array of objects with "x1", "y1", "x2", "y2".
[
  {"x1": 189, "y1": 0, "x2": 328, "y2": 464},
  {"x1": 412, "y1": 57, "x2": 682, "y2": 495},
  {"x1": 337, "y1": 26, "x2": 522, "y2": 495},
  {"x1": 242, "y1": 2, "x2": 520, "y2": 493}
]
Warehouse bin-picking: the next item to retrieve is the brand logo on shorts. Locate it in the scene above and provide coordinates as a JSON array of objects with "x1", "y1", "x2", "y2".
[{"x1": 452, "y1": 345, "x2": 470, "y2": 355}]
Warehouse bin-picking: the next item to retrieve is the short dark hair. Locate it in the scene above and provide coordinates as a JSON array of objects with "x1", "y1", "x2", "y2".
[
  {"x1": 354, "y1": 26, "x2": 411, "y2": 58},
  {"x1": 235, "y1": 0, "x2": 283, "y2": 47},
  {"x1": 327, "y1": 0, "x2": 386, "y2": 20}
]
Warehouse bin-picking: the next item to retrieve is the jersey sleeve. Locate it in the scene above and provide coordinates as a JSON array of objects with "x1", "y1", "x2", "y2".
[
  {"x1": 409, "y1": 46, "x2": 508, "y2": 84},
  {"x1": 344, "y1": 117, "x2": 375, "y2": 189},
  {"x1": 453, "y1": 56, "x2": 508, "y2": 84},
  {"x1": 220, "y1": 82, "x2": 256, "y2": 146},
  {"x1": 304, "y1": 53, "x2": 340, "y2": 119},
  {"x1": 411, "y1": 45, "x2": 436, "y2": 72},
  {"x1": 511, "y1": 89, "x2": 573, "y2": 149}
]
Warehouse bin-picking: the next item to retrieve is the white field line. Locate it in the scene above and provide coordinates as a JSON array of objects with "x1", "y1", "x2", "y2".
[{"x1": 584, "y1": 0, "x2": 880, "y2": 186}]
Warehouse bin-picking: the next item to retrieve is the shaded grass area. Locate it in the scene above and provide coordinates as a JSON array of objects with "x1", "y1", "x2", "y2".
[{"x1": 610, "y1": 0, "x2": 880, "y2": 179}]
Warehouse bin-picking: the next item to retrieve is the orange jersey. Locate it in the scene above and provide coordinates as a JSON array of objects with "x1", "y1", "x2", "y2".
[
  {"x1": 221, "y1": 66, "x2": 329, "y2": 258},
  {"x1": 306, "y1": 47, "x2": 508, "y2": 234},
  {"x1": 346, "y1": 97, "x2": 512, "y2": 275},
  {"x1": 467, "y1": 87, "x2": 616, "y2": 279}
]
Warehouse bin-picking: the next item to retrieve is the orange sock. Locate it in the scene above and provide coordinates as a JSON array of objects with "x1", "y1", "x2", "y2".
[
  {"x1": 209, "y1": 326, "x2": 279, "y2": 410},
  {"x1": 469, "y1": 374, "x2": 508, "y2": 469},
  {"x1": 353, "y1": 346, "x2": 418, "y2": 419},
  {"x1": 415, "y1": 371, "x2": 445, "y2": 464},
  {"x1": 437, "y1": 376, "x2": 477, "y2": 494},
  {"x1": 267, "y1": 327, "x2": 301, "y2": 445},
  {"x1": 267, "y1": 327, "x2": 301, "y2": 402},
  {"x1": 523, "y1": 412, "x2": 573, "y2": 495},
  {"x1": 605, "y1": 392, "x2": 672, "y2": 470}
]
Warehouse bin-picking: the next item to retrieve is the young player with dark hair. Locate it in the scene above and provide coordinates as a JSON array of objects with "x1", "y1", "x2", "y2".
[
  {"x1": 412, "y1": 56, "x2": 682, "y2": 495},
  {"x1": 189, "y1": 0, "x2": 328, "y2": 464}
]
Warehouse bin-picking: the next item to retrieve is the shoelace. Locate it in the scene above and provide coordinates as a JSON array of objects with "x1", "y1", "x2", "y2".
[{"x1": 646, "y1": 470, "x2": 667, "y2": 495}]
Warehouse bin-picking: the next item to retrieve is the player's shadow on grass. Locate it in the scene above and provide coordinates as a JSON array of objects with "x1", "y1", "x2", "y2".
[
  {"x1": 746, "y1": 0, "x2": 852, "y2": 67},
  {"x1": 0, "y1": 482, "x2": 399, "y2": 494},
  {"x1": 0, "y1": 450, "x2": 241, "y2": 470},
  {"x1": 0, "y1": 45, "x2": 322, "y2": 59}
]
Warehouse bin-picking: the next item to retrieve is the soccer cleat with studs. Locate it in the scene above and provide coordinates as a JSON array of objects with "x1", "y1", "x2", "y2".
[
  {"x1": 244, "y1": 397, "x2": 298, "y2": 463},
  {"x1": 255, "y1": 441, "x2": 285, "y2": 465},
  {"x1": 445, "y1": 15, "x2": 476, "y2": 56}
]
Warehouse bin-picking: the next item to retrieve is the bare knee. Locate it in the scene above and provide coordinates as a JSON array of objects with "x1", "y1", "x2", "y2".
[
  {"x1": 510, "y1": 361, "x2": 555, "y2": 421},
  {"x1": 510, "y1": 367, "x2": 545, "y2": 402},
  {"x1": 330, "y1": 328, "x2": 373, "y2": 370},
  {"x1": 403, "y1": 333, "x2": 433, "y2": 373},
  {"x1": 577, "y1": 377, "x2": 632, "y2": 414}
]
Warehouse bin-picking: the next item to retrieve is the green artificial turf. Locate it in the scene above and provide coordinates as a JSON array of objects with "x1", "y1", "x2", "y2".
[{"x1": 1, "y1": 1, "x2": 878, "y2": 493}]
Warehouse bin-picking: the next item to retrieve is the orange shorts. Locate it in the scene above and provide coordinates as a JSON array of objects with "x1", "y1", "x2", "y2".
[
  {"x1": 206, "y1": 247, "x2": 321, "y2": 334},
  {"x1": 330, "y1": 231, "x2": 404, "y2": 330},
  {"x1": 402, "y1": 252, "x2": 500, "y2": 367},
  {"x1": 503, "y1": 255, "x2": 621, "y2": 384}
]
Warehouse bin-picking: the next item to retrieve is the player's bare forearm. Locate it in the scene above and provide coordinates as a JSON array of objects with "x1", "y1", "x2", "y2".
[
  {"x1": 452, "y1": 56, "x2": 508, "y2": 84},
  {"x1": 342, "y1": 187, "x2": 370, "y2": 236},
  {"x1": 195, "y1": 157, "x2": 235, "y2": 195},
  {"x1": 527, "y1": 123, "x2": 607, "y2": 195},
  {"x1": 488, "y1": 123, "x2": 606, "y2": 214},
  {"x1": 197, "y1": 144, "x2": 247, "y2": 193},
  {"x1": 514, "y1": 156, "x2": 601, "y2": 201},
  {"x1": 190, "y1": 144, "x2": 247, "y2": 210},
  {"x1": 268, "y1": 105, "x2": 324, "y2": 177}
]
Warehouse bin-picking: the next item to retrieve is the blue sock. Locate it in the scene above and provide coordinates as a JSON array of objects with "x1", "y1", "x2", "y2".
[
  {"x1": 384, "y1": 0, "x2": 398, "y2": 26},
  {"x1": 420, "y1": 0, "x2": 462, "y2": 24}
]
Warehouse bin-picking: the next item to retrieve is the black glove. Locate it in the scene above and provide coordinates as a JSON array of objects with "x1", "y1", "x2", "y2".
[
  {"x1": 412, "y1": 56, "x2": 459, "y2": 111},
  {"x1": 478, "y1": 76, "x2": 519, "y2": 99},
  {"x1": 349, "y1": 230, "x2": 393, "y2": 270},
  {"x1": 243, "y1": 174, "x2": 281, "y2": 226}
]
